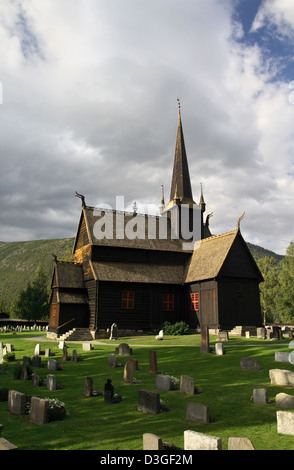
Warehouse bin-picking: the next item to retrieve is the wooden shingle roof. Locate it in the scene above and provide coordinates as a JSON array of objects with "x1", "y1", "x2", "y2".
[{"x1": 51, "y1": 262, "x2": 85, "y2": 289}]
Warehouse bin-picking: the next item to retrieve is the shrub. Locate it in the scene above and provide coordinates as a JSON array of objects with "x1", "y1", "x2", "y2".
[
  {"x1": 3, "y1": 352, "x2": 15, "y2": 362},
  {"x1": 45, "y1": 398, "x2": 68, "y2": 421},
  {"x1": 0, "y1": 387, "x2": 9, "y2": 401},
  {"x1": 161, "y1": 321, "x2": 190, "y2": 335}
]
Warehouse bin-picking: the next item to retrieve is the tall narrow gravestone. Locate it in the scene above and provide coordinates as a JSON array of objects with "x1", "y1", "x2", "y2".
[
  {"x1": 138, "y1": 389, "x2": 160, "y2": 414},
  {"x1": 200, "y1": 326, "x2": 210, "y2": 353},
  {"x1": 30, "y1": 397, "x2": 49, "y2": 425},
  {"x1": 149, "y1": 350, "x2": 160, "y2": 374}
]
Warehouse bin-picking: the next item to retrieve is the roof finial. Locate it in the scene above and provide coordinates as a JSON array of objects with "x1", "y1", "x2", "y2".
[
  {"x1": 237, "y1": 212, "x2": 245, "y2": 231},
  {"x1": 75, "y1": 191, "x2": 86, "y2": 208}
]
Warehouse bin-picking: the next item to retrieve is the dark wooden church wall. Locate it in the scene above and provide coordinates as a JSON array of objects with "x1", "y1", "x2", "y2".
[
  {"x1": 97, "y1": 281, "x2": 186, "y2": 331},
  {"x1": 189, "y1": 281, "x2": 218, "y2": 327},
  {"x1": 217, "y1": 279, "x2": 262, "y2": 329}
]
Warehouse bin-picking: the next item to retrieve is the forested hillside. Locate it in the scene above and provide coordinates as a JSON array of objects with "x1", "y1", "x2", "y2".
[{"x1": 0, "y1": 236, "x2": 283, "y2": 312}]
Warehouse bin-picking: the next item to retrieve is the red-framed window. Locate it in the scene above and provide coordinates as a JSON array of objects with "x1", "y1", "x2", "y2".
[
  {"x1": 190, "y1": 293, "x2": 199, "y2": 311},
  {"x1": 162, "y1": 293, "x2": 175, "y2": 311},
  {"x1": 121, "y1": 290, "x2": 135, "y2": 309}
]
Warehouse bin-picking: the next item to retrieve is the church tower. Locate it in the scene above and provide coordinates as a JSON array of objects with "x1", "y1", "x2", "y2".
[{"x1": 161, "y1": 102, "x2": 211, "y2": 241}]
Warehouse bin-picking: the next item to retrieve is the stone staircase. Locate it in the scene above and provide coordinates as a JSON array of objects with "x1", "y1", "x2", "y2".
[{"x1": 58, "y1": 328, "x2": 93, "y2": 342}]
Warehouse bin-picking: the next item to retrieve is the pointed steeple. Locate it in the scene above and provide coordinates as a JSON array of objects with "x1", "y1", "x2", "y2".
[{"x1": 169, "y1": 100, "x2": 195, "y2": 206}]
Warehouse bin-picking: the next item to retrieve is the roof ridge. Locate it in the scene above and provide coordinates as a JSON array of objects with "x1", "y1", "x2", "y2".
[{"x1": 197, "y1": 228, "x2": 238, "y2": 244}]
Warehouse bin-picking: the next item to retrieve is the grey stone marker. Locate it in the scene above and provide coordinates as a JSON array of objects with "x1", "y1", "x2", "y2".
[
  {"x1": 275, "y1": 351, "x2": 290, "y2": 362},
  {"x1": 108, "y1": 354, "x2": 118, "y2": 368},
  {"x1": 253, "y1": 388, "x2": 268, "y2": 404},
  {"x1": 71, "y1": 350, "x2": 78, "y2": 362},
  {"x1": 47, "y1": 374, "x2": 56, "y2": 391},
  {"x1": 45, "y1": 349, "x2": 51, "y2": 357},
  {"x1": 184, "y1": 430, "x2": 222, "y2": 450},
  {"x1": 8, "y1": 390, "x2": 26, "y2": 415},
  {"x1": 186, "y1": 403, "x2": 210, "y2": 423},
  {"x1": 156, "y1": 375, "x2": 172, "y2": 391},
  {"x1": 138, "y1": 389, "x2": 160, "y2": 414},
  {"x1": 124, "y1": 361, "x2": 134, "y2": 383},
  {"x1": 116, "y1": 343, "x2": 132, "y2": 356},
  {"x1": 143, "y1": 433, "x2": 164, "y2": 450},
  {"x1": 32, "y1": 356, "x2": 42, "y2": 368},
  {"x1": 277, "y1": 411, "x2": 294, "y2": 436},
  {"x1": 269, "y1": 369, "x2": 294, "y2": 385},
  {"x1": 228, "y1": 437, "x2": 255, "y2": 450},
  {"x1": 32, "y1": 371, "x2": 39, "y2": 386},
  {"x1": 215, "y1": 343, "x2": 224, "y2": 355},
  {"x1": 84, "y1": 376, "x2": 93, "y2": 397},
  {"x1": 30, "y1": 397, "x2": 49, "y2": 425},
  {"x1": 47, "y1": 359, "x2": 58, "y2": 371},
  {"x1": 276, "y1": 393, "x2": 294, "y2": 408},
  {"x1": 180, "y1": 375, "x2": 195, "y2": 395},
  {"x1": 240, "y1": 357, "x2": 261, "y2": 370}
]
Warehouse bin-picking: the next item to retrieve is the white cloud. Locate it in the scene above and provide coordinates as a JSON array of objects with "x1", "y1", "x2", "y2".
[{"x1": 0, "y1": 0, "x2": 293, "y2": 255}]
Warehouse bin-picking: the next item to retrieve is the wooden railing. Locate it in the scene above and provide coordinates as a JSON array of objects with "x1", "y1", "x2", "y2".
[{"x1": 57, "y1": 317, "x2": 75, "y2": 332}]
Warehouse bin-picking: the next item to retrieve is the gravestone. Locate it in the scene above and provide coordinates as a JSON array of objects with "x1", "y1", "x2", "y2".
[
  {"x1": 6, "y1": 344, "x2": 13, "y2": 352},
  {"x1": 184, "y1": 430, "x2": 222, "y2": 451},
  {"x1": 104, "y1": 379, "x2": 114, "y2": 403},
  {"x1": 8, "y1": 390, "x2": 26, "y2": 415},
  {"x1": 47, "y1": 374, "x2": 56, "y2": 391},
  {"x1": 108, "y1": 354, "x2": 118, "y2": 368},
  {"x1": 20, "y1": 364, "x2": 28, "y2": 380},
  {"x1": 228, "y1": 437, "x2": 255, "y2": 450},
  {"x1": 30, "y1": 397, "x2": 49, "y2": 425},
  {"x1": 275, "y1": 351, "x2": 290, "y2": 362},
  {"x1": 186, "y1": 403, "x2": 210, "y2": 423},
  {"x1": 32, "y1": 371, "x2": 39, "y2": 386},
  {"x1": 59, "y1": 341, "x2": 65, "y2": 349},
  {"x1": 110, "y1": 323, "x2": 119, "y2": 340},
  {"x1": 45, "y1": 349, "x2": 51, "y2": 357},
  {"x1": 257, "y1": 327, "x2": 266, "y2": 339},
  {"x1": 47, "y1": 359, "x2": 58, "y2": 371},
  {"x1": 115, "y1": 343, "x2": 132, "y2": 356},
  {"x1": 138, "y1": 389, "x2": 160, "y2": 414},
  {"x1": 124, "y1": 361, "x2": 134, "y2": 383},
  {"x1": 143, "y1": 433, "x2": 164, "y2": 450},
  {"x1": 126, "y1": 358, "x2": 139, "y2": 370},
  {"x1": 0, "y1": 347, "x2": 3, "y2": 365},
  {"x1": 83, "y1": 343, "x2": 93, "y2": 351},
  {"x1": 23, "y1": 356, "x2": 31, "y2": 364},
  {"x1": 32, "y1": 356, "x2": 41, "y2": 368},
  {"x1": 85, "y1": 377, "x2": 93, "y2": 397},
  {"x1": 71, "y1": 350, "x2": 78, "y2": 362},
  {"x1": 156, "y1": 375, "x2": 172, "y2": 391},
  {"x1": 269, "y1": 369, "x2": 294, "y2": 385},
  {"x1": 34, "y1": 344, "x2": 41, "y2": 356},
  {"x1": 218, "y1": 331, "x2": 229, "y2": 341},
  {"x1": 149, "y1": 350, "x2": 160, "y2": 374},
  {"x1": 253, "y1": 388, "x2": 268, "y2": 404},
  {"x1": 62, "y1": 347, "x2": 68, "y2": 362},
  {"x1": 215, "y1": 343, "x2": 224, "y2": 355},
  {"x1": 180, "y1": 375, "x2": 195, "y2": 395},
  {"x1": 0, "y1": 437, "x2": 18, "y2": 450},
  {"x1": 276, "y1": 393, "x2": 294, "y2": 408},
  {"x1": 277, "y1": 411, "x2": 294, "y2": 436},
  {"x1": 240, "y1": 357, "x2": 261, "y2": 370}
]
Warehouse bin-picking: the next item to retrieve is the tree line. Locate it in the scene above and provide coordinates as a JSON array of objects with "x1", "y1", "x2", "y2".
[{"x1": 257, "y1": 239, "x2": 294, "y2": 324}]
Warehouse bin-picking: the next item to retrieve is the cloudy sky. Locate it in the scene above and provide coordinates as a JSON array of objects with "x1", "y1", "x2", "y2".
[{"x1": 0, "y1": 0, "x2": 293, "y2": 255}]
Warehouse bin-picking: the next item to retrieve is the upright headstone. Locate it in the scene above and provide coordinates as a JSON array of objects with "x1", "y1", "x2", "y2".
[
  {"x1": 71, "y1": 350, "x2": 78, "y2": 362},
  {"x1": 143, "y1": 433, "x2": 164, "y2": 450},
  {"x1": 83, "y1": 343, "x2": 93, "y2": 351},
  {"x1": 32, "y1": 371, "x2": 39, "y2": 386},
  {"x1": 180, "y1": 376, "x2": 195, "y2": 395},
  {"x1": 32, "y1": 356, "x2": 42, "y2": 368},
  {"x1": 124, "y1": 361, "x2": 134, "y2": 383},
  {"x1": 186, "y1": 403, "x2": 210, "y2": 423},
  {"x1": 277, "y1": 411, "x2": 294, "y2": 436},
  {"x1": 8, "y1": 390, "x2": 26, "y2": 415},
  {"x1": 0, "y1": 347, "x2": 3, "y2": 365},
  {"x1": 62, "y1": 347, "x2": 68, "y2": 362},
  {"x1": 276, "y1": 393, "x2": 294, "y2": 408},
  {"x1": 34, "y1": 344, "x2": 41, "y2": 356},
  {"x1": 45, "y1": 349, "x2": 51, "y2": 357},
  {"x1": 138, "y1": 389, "x2": 160, "y2": 414},
  {"x1": 156, "y1": 375, "x2": 172, "y2": 391},
  {"x1": 108, "y1": 354, "x2": 118, "y2": 368},
  {"x1": 110, "y1": 323, "x2": 119, "y2": 340},
  {"x1": 47, "y1": 359, "x2": 58, "y2": 371},
  {"x1": 116, "y1": 343, "x2": 132, "y2": 356},
  {"x1": 30, "y1": 397, "x2": 49, "y2": 425},
  {"x1": 84, "y1": 377, "x2": 93, "y2": 397},
  {"x1": 184, "y1": 430, "x2": 222, "y2": 451},
  {"x1": 104, "y1": 379, "x2": 114, "y2": 403},
  {"x1": 253, "y1": 388, "x2": 268, "y2": 404},
  {"x1": 215, "y1": 343, "x2": 224, "y2": 355},
  {"x1": 275, "y1": 351, "x2": 290, "y2": 362},
  {"x1": 228, "y1": 437, "x2": 255, "y2": 450},
  {"x1": 20, "y1": 364, "x2": 28, "y2": 380},
  {"x1": 240, "y1": 357, "x2": 261, "y2": 370},
  {"x1": 269, "y1": 369, "x2": 294, "y2": 385},
  {"x1": 47, "y1": 374, "x2": 56, "y2": 391},
  {"x1": 149, "y1": 350, "x2": 159, "y2": 374}
]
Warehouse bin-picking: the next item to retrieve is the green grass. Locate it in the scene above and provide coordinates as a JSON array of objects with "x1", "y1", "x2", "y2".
[{"x1": 1, "y1": 331, "x2": 294, "y2": 450}]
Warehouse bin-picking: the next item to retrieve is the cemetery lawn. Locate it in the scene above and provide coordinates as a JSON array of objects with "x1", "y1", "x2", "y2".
[{"x1": 1, "y1": 331, "x2": 294, "y2": 450}]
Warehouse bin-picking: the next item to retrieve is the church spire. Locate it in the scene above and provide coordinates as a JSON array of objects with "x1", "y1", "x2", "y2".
[{"x1": 169, "y1": 99, "x2": 194, "y2": 206}]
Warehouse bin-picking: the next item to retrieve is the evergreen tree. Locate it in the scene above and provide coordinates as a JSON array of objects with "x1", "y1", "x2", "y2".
[
  {"x1": 10, "y1": 264, "x2": 50, "y2": 321},
  {"x1": 257, "y1": 256, "x2": 280, "y2": 323},
  {"x1": 276, "y1": 240, "x2": 294, "y2": 322}
]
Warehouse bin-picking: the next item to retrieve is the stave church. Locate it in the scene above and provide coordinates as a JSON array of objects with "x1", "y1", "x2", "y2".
[{"x1": 48, "y1": 106, "x2": 263, "y2": 340}]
